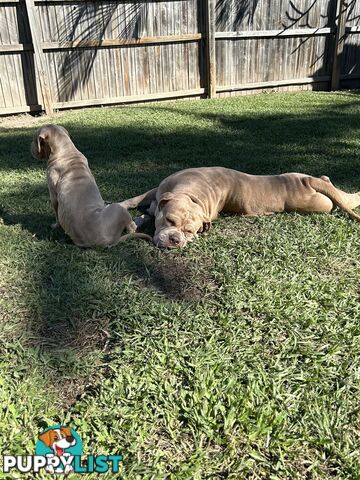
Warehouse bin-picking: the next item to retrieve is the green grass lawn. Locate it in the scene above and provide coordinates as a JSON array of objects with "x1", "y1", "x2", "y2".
[{"x1": 0, "y1": 91, "x2": 359, "y2": 479}]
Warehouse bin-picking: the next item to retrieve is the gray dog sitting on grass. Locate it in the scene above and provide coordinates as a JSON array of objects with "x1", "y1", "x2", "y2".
[
  {"x1": 31, "y1": 124, "x2": 151, "y2": 247},
  {"x1": 120, "y1": 167, "x2": 360, "y2": 249}
]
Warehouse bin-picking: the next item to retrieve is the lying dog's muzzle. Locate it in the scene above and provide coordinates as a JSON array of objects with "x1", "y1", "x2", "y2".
[{"x1": 154, "y1": 229, "x2": 187, "y2": 249}]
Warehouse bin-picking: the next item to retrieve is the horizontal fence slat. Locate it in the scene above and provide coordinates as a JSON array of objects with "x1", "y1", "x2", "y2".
[
  {"x1": 217, "y1": 76, "x2": 331, "y2": 93},
  {"x1": 42, "y1": 34, "x2": 203, "y2": 50},
  {"x1": 34, "y1": 0, "x2": 180, "y2": 3},
  {"x1": 0, "y1": 34, "x2": 204, "y2": 54},
  {"x1": 53, "y1": 88, "x2": 205, "y2": 109},
  {"x1": 0, "y1": 104, "x2": 42, "y2": 114},
  {"x1": 0, "y1": 44, "x2": 33, "y2": 52},
  {"x1": 215, "y1": 28, "x2": 332, "y2": 40},
  {"x1": 340, "y1": 73, "x2": 360, "y2": 80}
]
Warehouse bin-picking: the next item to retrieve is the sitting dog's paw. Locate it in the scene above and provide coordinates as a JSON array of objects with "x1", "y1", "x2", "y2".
[{"x1": 127, "y1": 221, "x2": 137, "y2": 233}]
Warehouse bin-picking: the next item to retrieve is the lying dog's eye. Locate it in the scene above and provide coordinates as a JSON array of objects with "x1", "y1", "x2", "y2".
[{"x1": 166, "y1": 218, "x2": 176, "y2": 226}]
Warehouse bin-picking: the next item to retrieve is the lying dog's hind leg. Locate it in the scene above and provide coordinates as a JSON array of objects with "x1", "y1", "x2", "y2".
[
  {"x1": 299, "y1": 193, "x2": 333, "y2": 214},
  {"x1": 307, "y1": 177, "x2": 360, "y2": 221},
  {"x1": 119, "y1": 188, "x2": 158, "y2": 210}
]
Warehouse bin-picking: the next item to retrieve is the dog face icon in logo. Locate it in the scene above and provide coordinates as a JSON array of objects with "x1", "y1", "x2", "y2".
[
  {"x1": 39, "y1": 427, "x2": 76, "y2": 456},
  {"x1": 36, "y1": 425, "x2": 82, "y2": 475}
]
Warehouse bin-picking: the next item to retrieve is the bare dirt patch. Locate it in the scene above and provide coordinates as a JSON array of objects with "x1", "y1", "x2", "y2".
[
  {"x1": 0, "y1": 111, "x2": 67, "y2": 130},
  {"x1": 142, "y1": 254, "x2": 218, "y2": 301}
]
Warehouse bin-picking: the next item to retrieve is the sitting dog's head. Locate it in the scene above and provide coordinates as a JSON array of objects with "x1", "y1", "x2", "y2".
[
  {"x1": 31, "y1": 124, "x2": 70, "y2": 160},
  {"x1": 154, "y1": 192, "x2": 211, "y2": 249},
  {"x1": 38, "y1": 427, "x2": 76, "y2": 456}
]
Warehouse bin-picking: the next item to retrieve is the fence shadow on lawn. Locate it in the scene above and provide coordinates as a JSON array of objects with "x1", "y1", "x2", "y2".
[{"x1": 0, "y1": 95, "x2": 360, "y2": 395}]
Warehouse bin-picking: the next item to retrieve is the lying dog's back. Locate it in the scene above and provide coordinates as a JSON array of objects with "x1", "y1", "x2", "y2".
[
  {"x1": 157, "y1": 167, "x2": 308, "y2": 216},
  {"x1": 158, "y1": 167, "x2": 360, "y2": 218},
  {"x1": 121, "y1": 166, "x2": 360, "y2": 248}
]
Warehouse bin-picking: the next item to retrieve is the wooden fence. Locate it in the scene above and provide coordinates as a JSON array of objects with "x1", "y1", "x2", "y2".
[{"x1": 0, "y1": 0, "x2": 359, "y2": 115}]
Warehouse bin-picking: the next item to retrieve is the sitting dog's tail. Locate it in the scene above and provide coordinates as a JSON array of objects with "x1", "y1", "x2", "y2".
[
  {"x1": 119, "y1": 232, "x2": 153, "y2": 242},
  {"x1": 308, "y1": 177, "x2": 360, "y2": 222}
]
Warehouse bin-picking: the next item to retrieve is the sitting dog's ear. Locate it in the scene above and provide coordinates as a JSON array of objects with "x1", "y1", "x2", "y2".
[
  {"x1": 158, "y1": 192, "x2": 174, "y2": 209},
  {"x1": 37, "y1": 133, "x2": 47, "y2": 154},
  {"x1": 35, "y1": 127, "x2": 51, "y2": 159}
]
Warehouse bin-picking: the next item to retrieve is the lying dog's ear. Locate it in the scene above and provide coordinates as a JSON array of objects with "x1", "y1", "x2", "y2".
[
  {"x1": 187, "y1": 193, "x2": 203, "y2": 208},
  {"x1": 158, "y1": 192, "x2": 175, "y2": 209},
  {"x1": 197, "y1": 220, "x2": 212, "y2": 233},
  {"x1": 202, "y1": 221, "x2": 212, "y2": 232}
]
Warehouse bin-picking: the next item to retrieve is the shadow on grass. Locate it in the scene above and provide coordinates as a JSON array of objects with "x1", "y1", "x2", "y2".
[
  {"x1": 1, "y1": 94, "x2": 360, "y2": 189},
  {"x1": 0, "y1": 94, "x2": 359, "y2": 404}
]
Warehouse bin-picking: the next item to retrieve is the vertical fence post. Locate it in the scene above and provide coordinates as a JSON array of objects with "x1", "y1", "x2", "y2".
[
  {"x1": 205, "y1": 0, "x2": 216, "y2": 98},
  {"x1": 24, "y1": 0, "x2": 53, "y2": 114},
  {"x1": 331, "y1": 0, "x2": 346, "y2": 91}
]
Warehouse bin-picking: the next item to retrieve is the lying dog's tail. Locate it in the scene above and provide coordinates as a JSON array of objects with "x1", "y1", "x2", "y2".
[
  {"x1": 119, "y1": 188, "x2": 158, "y2": 210},
  {"x1": 308, "y1": 177, "x2": 360, "y2": 222},
  {"x1": 119, "y1": 232, "x2": 153, "y2": 242}
]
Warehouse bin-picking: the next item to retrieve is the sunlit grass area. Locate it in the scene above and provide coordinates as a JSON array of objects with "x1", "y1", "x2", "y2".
[{"x1": 0, "y1": 91, "x2": 359, "y2": 479}]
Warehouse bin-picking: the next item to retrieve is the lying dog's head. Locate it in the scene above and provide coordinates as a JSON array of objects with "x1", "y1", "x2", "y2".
[
  {"x1": 154, "y1": 192, "x2": 211, "y2": 249},
  {"x1": 38, "y1": 427, "x2": 76, "y2": 455},
  {"x1": 31, "y1": 124, "x2": 70, "y2": 160}
]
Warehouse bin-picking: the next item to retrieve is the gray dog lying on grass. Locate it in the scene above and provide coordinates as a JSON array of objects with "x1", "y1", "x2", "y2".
[
  {"x1": 31, "y1": 124, "x2": 151, "y2": 247},
  {"x1": 120, "y1": 167, "x2": 360, "y2": 249}
]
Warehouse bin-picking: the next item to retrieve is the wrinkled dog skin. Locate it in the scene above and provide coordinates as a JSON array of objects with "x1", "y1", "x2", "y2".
[
  {"x1": 120, "y1": 167, "x2": 360, "y2": 249},
  {"x1": 31, "y1": 124, "x2": 151, "y2": 247}
]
